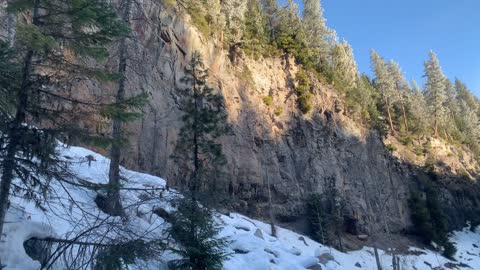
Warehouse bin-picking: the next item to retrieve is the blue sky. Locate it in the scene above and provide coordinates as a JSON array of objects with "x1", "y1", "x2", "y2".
[{"x1": 285, "y1": 0, "x2": 480, "y2": 96}]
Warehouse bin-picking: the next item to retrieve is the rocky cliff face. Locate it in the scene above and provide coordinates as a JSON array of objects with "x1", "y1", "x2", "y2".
[
  {"x1": 113, "y1": 2, "x2": 418, "y2": 235},
  {"x1": 4, "y1": 1, "x2": 477, "y2": 238}
]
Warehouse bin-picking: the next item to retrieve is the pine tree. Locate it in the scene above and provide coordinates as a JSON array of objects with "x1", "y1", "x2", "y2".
[
  {"x1": 424, "y1": 50, "x2": 447, "y2": 138},
  {"x1": 302, "y1": 0, "x2": 336, "y2": 54},
  {"x1": 276, "y1": 0, "x2": 305, "y2": 56},
  {"x1": 409, "y1": 80, "x2": 430, "y2": 137},
  {"x1": 243, "y1": 0, "x2": 269, "y2": 58},
  {"x1": 443, "y1": 79, "x2": 459, "y2": 138},
  {"x1": 454, "y1": 79, "x2": 480, "y2": 148},
  {"x1": 370, "y1": 50, "x2": 396, "y2": 135},
  {"x1": 332, "y1": 40, "x2": 358, "y2": 92},
  {"x1": 388, "y1": 60, "x2": 410, "y2": 133},
  {"x1": 168, "y1": 52, "x2": 229, "y2": 270},
  {"x1": 0, "y1": 0, "x2": 129, "y2": 257},
  {"x1": 105, "y1": 0, "x2": 148, "y2": 216},
  {"x1": 261, "y1": 0, "x2": 280, "y2": 42}
]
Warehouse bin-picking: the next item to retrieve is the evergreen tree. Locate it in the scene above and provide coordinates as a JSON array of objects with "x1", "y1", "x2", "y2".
[
  {"x1": 168, "y1": 52, "x2": 230, "y2": 269},
  {"x1": 370, "y1": 50, "x2": 396, "y2": 135},
  {"x1": 302, "y1": 0, "x2": 336, "y2": 54},
  {"x1": 424, "y1": 50, "x2": 447, "y2": 138},
  {"x1": 442, "y1": 79, "x2": 459, "y2": 138},
  {"x1": 105, "y1": 0, "x2": 148, "y2": 216},
  {"x1": 261, "y1": 0, "x2": 280, "y2": 42},
  {"x1": 0, "y1": 0, "x2": 130, "y2": 257},
  {"x1": 332, "y1": 40, "x2": 358, "y2": 92},
  {"x1": 388, "y1": 60, "x2": 410, "y2": 133},
  {"x1": 454, "y1": 79, "x2": 480, "y2": 150},
  {"x1": 409, "y1": 80, "x2": 430, "y2": 137},
  {"x1": 276, "y1": 0, "x2": 305, "y2": 56},
  {"x1": 243, "y1": 0, "x2": 270, "y2": 58},
  {"x1": 345, "y1": 74, "x2": 379, "y2": 126}
]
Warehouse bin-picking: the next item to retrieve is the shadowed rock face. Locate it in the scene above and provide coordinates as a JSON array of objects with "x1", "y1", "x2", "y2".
[{"x1": 107, "y1": 2, "x2": 413, "y2": 234}]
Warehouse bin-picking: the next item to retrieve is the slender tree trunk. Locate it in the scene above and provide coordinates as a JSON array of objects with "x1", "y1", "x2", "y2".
[
  {"x1": 0, "y1": 2, "x2": 39, "y2": 265},
  {"x1": 264, "y1": 143, "x2": 276, "y2": 237},
  {"x1": 190, "y1": 62, "x2": 200, "y2": 199},
  {"x1": 107, "y1": 0, "x2": 132, "y2": 216},
  {"x1": 433, "y1": 113, "x2": 439, "y2": 138},
  {"x1": 384, "y1": 96, "x2": 395, "y2": 135},
  {"x1": 373, "y1": 244, "x2": 383, "y2": 270},
  {"x1": 400, "y1": 98, "x2": 408, "y2": 133}
]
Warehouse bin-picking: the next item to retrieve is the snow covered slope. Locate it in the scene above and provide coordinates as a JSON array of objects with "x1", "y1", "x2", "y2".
[{"x1": 1, "y1": 145, "x2": 479, "y2": 270}]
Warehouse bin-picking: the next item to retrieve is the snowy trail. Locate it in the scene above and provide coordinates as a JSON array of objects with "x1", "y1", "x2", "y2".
[{"x1": 0, "y1": 145, "x2": 479, "y2": 269}]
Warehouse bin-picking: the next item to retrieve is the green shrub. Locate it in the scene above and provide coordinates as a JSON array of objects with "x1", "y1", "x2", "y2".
[
  {"x1": 399, "y1": 134, "x2": 413, "y2": 147},
  {"x1": 415, "y1": 145, "x2": 424, "y2": 156},
  {"x1": 408, "y1": 180, "x2": 456, "y2": 258},
  {"x1": 185, "y1": 2, "x2": 211, "y2": 37},
  {"x1": 298, "y1": 93, "x2": 313, "y2": 114},
  {"x1": 274, "y1": 106, "x2": 283, "y2": 116},
  {"x1": 295, "y1": 69, "x2": 313, "y2": 114},
  {"x1": 95, "y1": 240, "x2": 157, "y2": 269},
  {"x1": 263, "y1": 96, "x2": 273, "y2": 106},
  {"x1": 168, "y1": 198, "x2": 230, "y2": 270},
  {"x1": 386, "y1": 144, "x2": 397, "y2": 152},
  {"x1": 307, "y1": 194, "x2": 328, "y2": 244},
  {"x1": 424, "y1": 156, "x2": 436, "y2": 172},
  {"x1": 443, "y1": 241, "x2": 457, "y2": 259}
]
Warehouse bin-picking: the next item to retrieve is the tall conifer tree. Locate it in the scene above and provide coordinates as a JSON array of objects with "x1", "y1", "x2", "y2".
[
  {"x1": 168, "y1": 52, "x2": 229, "y2": 270},
  {"x1": 106, "y1": 0, "x2": 148, "y2": 216},
  {"x1": 302, "y1": 0, "x2": 335, "y2": 53},
  {"x1": 370, "y1": 50, "x2": 396, "y2": 135},
  {"x1": 388, "y1": 60, "x2": 410, "y2": 133},
  {"x1": 424, "y1": 51, "x2": 447, "y2": 138},
  {"x1": 332, "y1": 40, "x2": 358, "y2": 92},
  {"x1": 0, "y1": 0, "x2": 129, "y2": 256}
]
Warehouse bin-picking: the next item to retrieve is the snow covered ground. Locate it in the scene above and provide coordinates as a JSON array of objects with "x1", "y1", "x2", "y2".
[{"x1": 1, "y1": 145, "x2": 479, "y2": 269}]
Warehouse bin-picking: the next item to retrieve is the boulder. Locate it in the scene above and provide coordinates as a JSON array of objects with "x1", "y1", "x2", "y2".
[
  {"x1": 254, "y1": 228, "x2": 264, "y2": 240},
  {"x1": 318, "y1": 252, "x2": 335, "y2": 265}
]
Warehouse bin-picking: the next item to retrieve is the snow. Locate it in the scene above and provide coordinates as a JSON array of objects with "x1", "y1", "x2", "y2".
[{"x1": 1, "y1": 145, "x2": 480, "y2": 269}]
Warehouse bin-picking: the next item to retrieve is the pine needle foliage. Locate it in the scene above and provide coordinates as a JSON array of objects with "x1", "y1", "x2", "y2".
[
  {"x1": 168, "y1": 198, "x2": 230, "y2": 270},
  {"x1": 0, "y1": 0, "x2": 131, "y2": 252},
  {"x1": 168, "y1": 51, "x2": 230, "y2": 269}
]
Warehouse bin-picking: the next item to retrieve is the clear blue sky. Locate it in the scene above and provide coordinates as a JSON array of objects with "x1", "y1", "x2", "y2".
[{"x1": 287, "y1": 0, "x2": 480, "y2": 96}]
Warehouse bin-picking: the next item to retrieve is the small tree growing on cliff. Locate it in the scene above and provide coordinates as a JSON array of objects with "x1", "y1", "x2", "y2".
[{"x1": 168, "y1": 51, "x2": 230, "y2": 270}]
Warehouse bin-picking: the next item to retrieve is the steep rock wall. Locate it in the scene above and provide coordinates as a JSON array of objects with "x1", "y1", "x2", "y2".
[{"x1": 114, "y1": 2, "x2": 412, "y2": 234}]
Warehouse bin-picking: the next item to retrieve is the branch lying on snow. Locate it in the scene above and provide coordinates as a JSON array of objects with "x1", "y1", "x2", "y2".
[{"x1": 29, "y1": 237, "x2": 114, "y2": 247}]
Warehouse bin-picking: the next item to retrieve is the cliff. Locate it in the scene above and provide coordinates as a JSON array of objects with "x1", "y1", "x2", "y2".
[{"x1": 96, "y1": 1, "x2": 480, "y2": 243}]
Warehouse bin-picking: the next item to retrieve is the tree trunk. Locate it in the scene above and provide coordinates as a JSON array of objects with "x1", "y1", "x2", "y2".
[
  {"x1": 374, "y1": 245, "x2": 383, "y2": 270},
  {"x1": 264, "y1": 143, "x2": 276, "y2": 237},
  {"x1": 384, "y1": 96, "x2": 395, "y2": 135},
  {"x1": 433, "y1": 113, "x2": 439, "y2": 138},
  {"x1": 0, "y1": 1, "x2": 40, "y2": 264},
  {"x1": 106, "y1": 0, "x2": 133, "y2": 216},
  {"x1": 400, "y1": 98, "x2": 409, "y2": 133}
]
